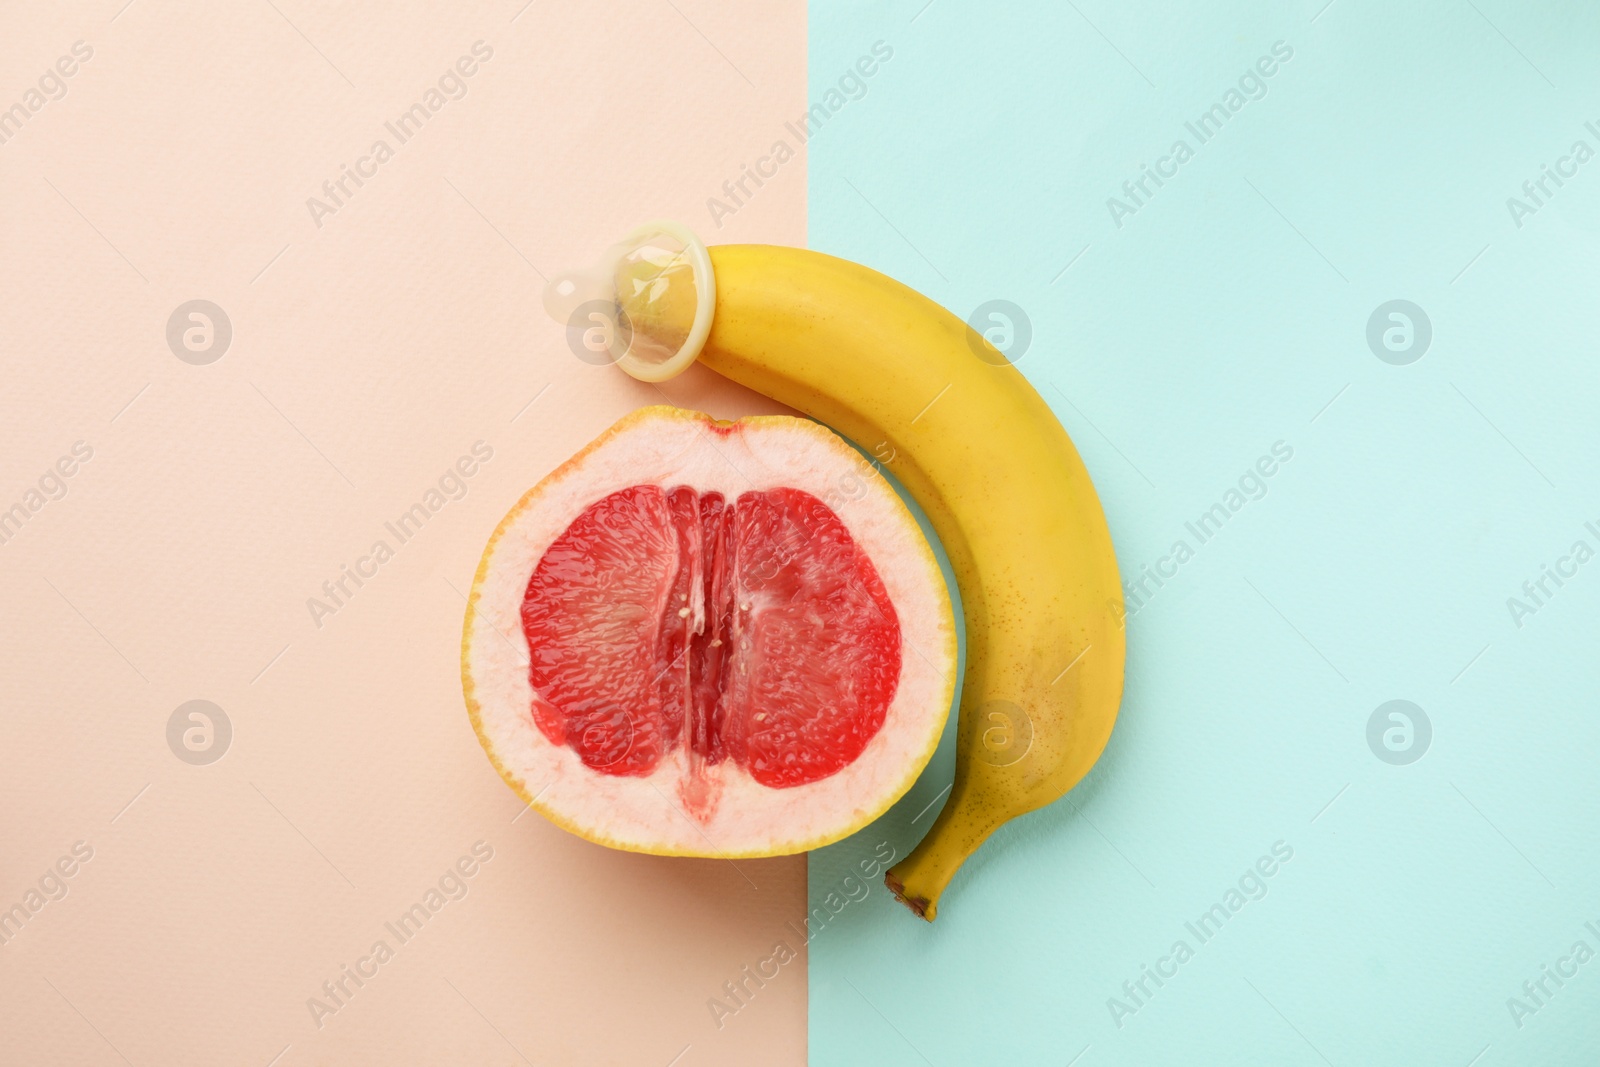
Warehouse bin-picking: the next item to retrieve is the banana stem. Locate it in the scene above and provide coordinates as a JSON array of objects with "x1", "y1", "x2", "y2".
[
  {"x1": 884, "y1": 782, "x2": 1003, "y2": 922},
  {"x1": 884, "y1": 850, "x2": 961, "y2": 922}
]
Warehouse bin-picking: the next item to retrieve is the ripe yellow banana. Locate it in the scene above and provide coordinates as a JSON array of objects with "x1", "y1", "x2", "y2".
[{"x1": 569, "y1": 229, "x2": 1125, "y2": 920}]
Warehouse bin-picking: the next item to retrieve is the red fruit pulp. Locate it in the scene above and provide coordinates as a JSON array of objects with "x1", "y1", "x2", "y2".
[{"x1": 521, "y1": 484, "x2": 901, "y2": 810}]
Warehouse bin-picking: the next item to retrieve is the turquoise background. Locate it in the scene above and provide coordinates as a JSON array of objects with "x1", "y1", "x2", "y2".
[{"x1": 806, "y1": 1, "x2": 1600, "y2": 1064}]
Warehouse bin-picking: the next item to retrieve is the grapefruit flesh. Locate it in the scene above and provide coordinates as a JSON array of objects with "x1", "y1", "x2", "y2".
[
  {"x1": 522, "y1": 484, "x2": 901, "y2": 790},
  {"x1": 463, "y1": 407, "x2": 955, "y2": 857}
]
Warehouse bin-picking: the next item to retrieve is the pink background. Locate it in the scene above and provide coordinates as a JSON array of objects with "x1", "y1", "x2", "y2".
[{"x1": 0, "y1": 2, "x2": 807, "y2": 1063}]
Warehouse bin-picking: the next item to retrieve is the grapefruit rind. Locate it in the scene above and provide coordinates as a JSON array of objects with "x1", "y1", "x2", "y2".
[{"x1": 461, "y1": 406, "x2": 956, "y2": 858}]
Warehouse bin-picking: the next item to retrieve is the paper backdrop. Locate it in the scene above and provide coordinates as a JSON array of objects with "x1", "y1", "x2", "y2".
[
  {"x1": 807, "y1": 1, "x2": 1600, "y2": 1065},
  {"x1": 0, "y1": 2, "x2": 807, "y2": 1064}
]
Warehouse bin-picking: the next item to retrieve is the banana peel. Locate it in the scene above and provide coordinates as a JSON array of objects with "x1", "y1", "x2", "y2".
[{"x1": 551, "y1": 225, "x2": 1125, "y2": 920}]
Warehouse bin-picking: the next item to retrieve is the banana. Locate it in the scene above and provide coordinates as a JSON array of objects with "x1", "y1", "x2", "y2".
[{"x1": 552, "y1": 226, "x2": 1125, "y2": 920}]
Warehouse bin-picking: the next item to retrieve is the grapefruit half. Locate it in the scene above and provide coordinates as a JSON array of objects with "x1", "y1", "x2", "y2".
[{"x1": 462, "y1": 407, "x2": 956, "y2": 857}]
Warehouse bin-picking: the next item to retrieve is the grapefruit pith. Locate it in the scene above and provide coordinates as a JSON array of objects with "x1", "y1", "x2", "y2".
[{"x1": 462, "y1": 407, "x2": 956, "y2": 857}]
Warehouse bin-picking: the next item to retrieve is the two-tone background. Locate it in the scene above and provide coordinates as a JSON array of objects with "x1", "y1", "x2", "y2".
[{"x1": 4, "y1": 1, "x2": 1598, "y2": 1063}]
